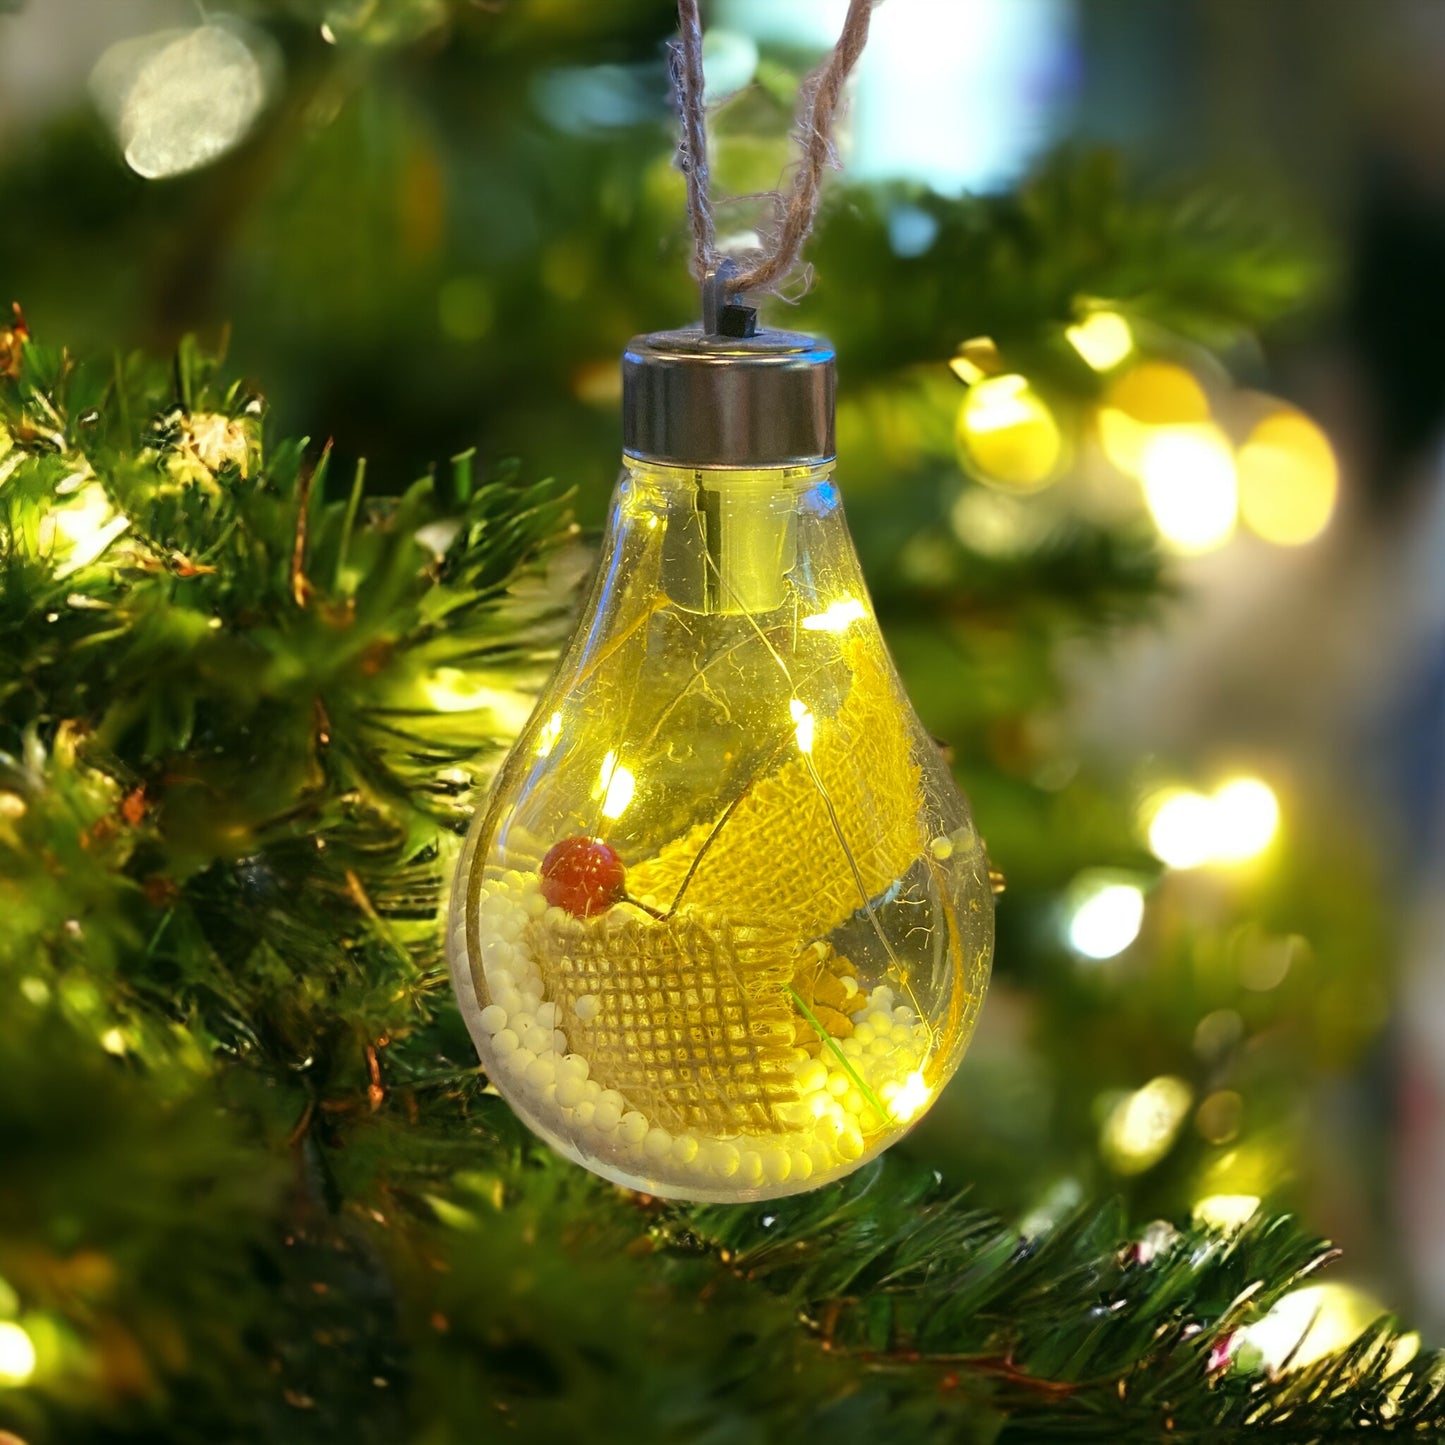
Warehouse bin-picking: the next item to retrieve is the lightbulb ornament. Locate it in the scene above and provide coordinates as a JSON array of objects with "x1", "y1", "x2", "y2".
[{"x1": 447, "y1": 273, "x2": 995, "y2": 1201}]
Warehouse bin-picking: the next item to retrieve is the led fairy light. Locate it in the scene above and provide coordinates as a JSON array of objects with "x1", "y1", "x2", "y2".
[{"x1": 446, "y1": 0, "x2": 995, "y2": 1202}]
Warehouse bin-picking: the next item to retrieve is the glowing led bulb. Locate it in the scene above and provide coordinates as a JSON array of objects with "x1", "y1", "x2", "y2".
[
  {"x1": 0, "y1": 1320, "x2": 36, "y2": 1385},
  {"x1": 1139, "y1": 424, "x2": 1238, "y2": 554},
  {"x1": 1065, "y1": 311, "x2": 1133, "y2": 372},
  {"x1": 449, "y1": 326, "x2": 994, "y2": 1202},
  {"x1": 956, "y1": 373, "x2": 1062, "y2": 490}
]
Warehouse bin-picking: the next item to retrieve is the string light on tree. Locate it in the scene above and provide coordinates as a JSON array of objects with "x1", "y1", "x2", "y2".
[
  {"x1": 1143, "y1": 776, "x2": 1280, "y2": 870},
  {"x1": 1138, "y1": 424, "x2": 1239, "y2": 555},
  {"x1": 1237, "y1": 408, "x2": 1339, "y2": 546},
  {"x1": 1101, "y1": 1075, "x2": 1193, "y2": 1175},
  {"x1": 1097, "y1": 360, "x2": 1211, "y2": 478},
  {"x1": 1065, "y1": 309, "x2": 1134, "y2": 373},
  {"x1": 447, "y1": 0, "x2": 993, "y2": 1203},
  {"x1": 1065, "y1": 873, "x2": 1146, "y2": 960},
  {"x1": 0, "y1": 1321, "x2": 36, "y2": 1387},
  {"x1": 955, "y1": 373, "x2": 1063, "y2": 490}
]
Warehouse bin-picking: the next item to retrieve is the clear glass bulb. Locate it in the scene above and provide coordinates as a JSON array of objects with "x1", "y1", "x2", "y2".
[{"x1": 448, "y1": 456, "x2": 994, "y2": 1201}]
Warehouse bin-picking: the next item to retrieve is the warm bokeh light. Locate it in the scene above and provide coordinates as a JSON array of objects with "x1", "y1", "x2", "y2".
[
  {"x1": 1065, "y1": 311, "x2": 1134, "y2": 372},
  {"x1": 91, "y1": 22, "x2": 274, "y2": 180},
  {"x1": 1192, "y1": 1193, "x2": 1262, "y2": 1232},
  {"x1": 1102, "y1": 1075, "x2": 1193, "y2": 1174},
  {"x1": 948, "y1": 336, "x2": 1003, "y2": 385},
  {"x1": 1145, "y1": 788, "x2": 1218, "y2": 869},
  {"x1": 1210, "y1": 777, "x2": 1280, "y2": 862},
  {"x1": 0, "y1": 1321, "x2": 36, "y2": 1386},
  {"x1": 424, "y1": 671, "x2": 535, "y2": 729},
  {"x1": 1067, "y1": 878, "x2": 1146, "y2": 959},
  {"x1": 1097, "y1": 361, "x2": 1211, "y2": 476},
  {"x1": 1139, "y1": 424, "x2": 1238, "y2": 554},
  {"x1": 1241, "y1": 1284, "x2": 1388, "y2": 1374},
  {"x1": 956, "y1": 373, "x2": 1062, "y2": 489},
  {"x1": 1144, "y1": 777, "x2": 1280, "y2": 870},
  {"x1": 1237, "y1": 410, "x2": 1339, "y2": 546}
]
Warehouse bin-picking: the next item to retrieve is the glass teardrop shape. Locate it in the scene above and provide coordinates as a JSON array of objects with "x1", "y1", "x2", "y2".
[{"x1": 448, "y1": 457, "x2": 994, "y2": 1201}]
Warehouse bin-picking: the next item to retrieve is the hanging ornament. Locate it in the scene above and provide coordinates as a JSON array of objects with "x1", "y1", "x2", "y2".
[{"x1": 447, "y1": 0, "x2": 994, "y2": 1202}]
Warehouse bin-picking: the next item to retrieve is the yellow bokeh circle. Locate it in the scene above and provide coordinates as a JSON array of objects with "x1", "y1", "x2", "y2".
[
  {"x1": 1236, "y1": 411, "x2": 1338, "y2": 546},
  {"x1": 955, "y1": 373, "x2": 1063, "y2": 490}
]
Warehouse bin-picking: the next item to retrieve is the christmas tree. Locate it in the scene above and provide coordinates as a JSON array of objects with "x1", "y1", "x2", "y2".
[{"x1": 0, "y1": 1, "x2": 1427, "y2": 1439}]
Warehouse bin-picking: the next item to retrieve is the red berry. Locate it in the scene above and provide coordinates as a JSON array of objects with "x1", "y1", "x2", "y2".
[{"x1": 539, "y1": 836, "x2": 627, "y2": 918}]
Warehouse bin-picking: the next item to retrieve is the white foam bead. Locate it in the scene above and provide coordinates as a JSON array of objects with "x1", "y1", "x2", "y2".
[
  {"x1": 841, "y1": 976, "x2": 859, "y2": 998},
  {"x1": 853, "y1": 1023, "x2": 874, "y2": 1046},
  {"x1": 790, "y1": 1149, "x2": 814, "y2": 1182},
  {"x1": 598, "y1": 1089, "x2": 625, "y2": 1112},
  {"x1": 671, "y1": 1133, "x2": 699, "y2": 1165},
  {"x1": 891, "y1": 1024, "x2": 913, "y2": 1044},
  {"x1": 795, "y1": 1059, "x2": 828, "y2": 1094},
  {"x1": 478, "y1": 1004, "x2": 508, "y2": 1035},
  {"x1": 481, "y1": 895, "x2": 509, "y2": 916},
  {"x1": 592, "y1": 1098, "x2": 622, "y2": 1132},
  {"x1": 525, "y1": 1051, "x2": 557, "y2": 1086},
  {"x1": 535, "y1": 1002, "x2": 560, "y2": 1030},
  {"x1": 494, "y1": 987, "x2": 523, "y2": 1017},
  {"x1": 762, "y1": 1146, "x2": 792, "y2": 1184},
  {"x1": 619, "y1": 1111, "x2": 648, "y2": 1145},
  {"x1": 839, "y1": 1038, "x2": 863, "y2": 1059},
  {"x1": 544, "y1": 906, "x2": 569, "y2": 927},
  {"x1": 774, "y1": 1101, "x2": 812, "y2": 1130},
  {"x1": 557, "y1": 1053, "x2": 589, "y2": 1082},
  {"x1": 837, "y1": 1124, "x2": 865, "y2": 1160},
  {"x1": 508, "y1": 1046, "x2": 537, "y2": 1076},
  {"x1": 870, "y1": 985, "x2": 895, "y2": 1007},
  {"x1": 521, "y1": 1025, "x2": 551, "y2": 1055},
  {"x1": 555, "y1": 1075, "x2": 587, "y2": 1108},
  {"x1": 523, "y1": 890, "x2": 548, "y2": 918},
  {"x1": 709, "y1": 1141, "x2": 740, "y2": 1177},
  {"x1": 552, "y1": 1030, "x2": 568, "y2": 1054},
  {"x1": 573, "y1": 994, "x2": 599, "y2": 1022},
  {"x1": 842, "y1": 1088, "x2": 865, "y2": 1116},
  {"x1": 827, "y1": 1072, "x2": 849, "y2": 1097},
  {"x1": 740, "y1": 1151, "x2": 764, "y2": 1185},
  {"x1": 869, "y1": 1036, "x2": 893, "y2": 1057},
  {"x1": 893, "y1": 1005, "x2": 916, "y2": 1023},
  {"x1": 519, "y1": 990, "x2": 541, "y2": 1015},
  {"x1": 643, "y1": 1127, "x2": 672, "y2": 1160},
  {"x1": 581, "y1": 1079, "x2": 601, "y2": 1103},
  {"x1": 572, "y1": 1100, "x2": 595, "y2": 1127},
  {"x1": 490, "y1": 1028, "x2": 520, "y2": 1056}
]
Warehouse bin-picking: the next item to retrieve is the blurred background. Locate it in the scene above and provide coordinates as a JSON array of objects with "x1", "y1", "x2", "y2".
[{"x1": 4, "y1": 0, "x2": 1445, "y2": 1354}]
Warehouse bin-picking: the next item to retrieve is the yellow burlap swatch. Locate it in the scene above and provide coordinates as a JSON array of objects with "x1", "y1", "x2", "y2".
[
  {"x1": 527, "y1": 908, "x2": 799, "y2": 1135},
  {"x1": 630, "y1": 639, "x2": 924, "y2": 939}
]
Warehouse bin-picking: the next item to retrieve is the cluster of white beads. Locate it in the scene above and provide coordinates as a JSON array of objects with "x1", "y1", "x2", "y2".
[{"x1": 467, "y1": 868, "x2": 933, "y2": 1191}]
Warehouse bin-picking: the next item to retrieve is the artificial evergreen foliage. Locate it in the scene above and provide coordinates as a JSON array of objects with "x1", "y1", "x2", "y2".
[{"x1": 0, "y1": 332, "x2": 1436, "y2": 1443}]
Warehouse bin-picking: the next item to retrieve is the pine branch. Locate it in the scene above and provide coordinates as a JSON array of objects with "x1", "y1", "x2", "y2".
[{"x1": 0, "y1": 331, "x2": 1431, "y2": 1445}]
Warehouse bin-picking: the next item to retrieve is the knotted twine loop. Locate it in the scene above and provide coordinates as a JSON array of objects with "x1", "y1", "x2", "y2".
[{"x1": 671, "y1": 0, "x2": 877, "y2": 300}]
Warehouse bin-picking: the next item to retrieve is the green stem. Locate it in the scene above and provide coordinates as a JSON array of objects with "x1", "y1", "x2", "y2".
[{"x1": 786, "y1": 985, "x2": 887, "y2": 1127}]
